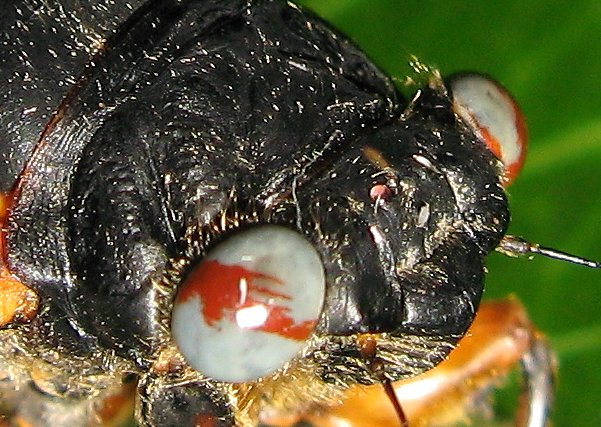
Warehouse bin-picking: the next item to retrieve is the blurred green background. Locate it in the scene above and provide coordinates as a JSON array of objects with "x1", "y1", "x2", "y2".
[{"x1": 298, "y1": 1, "x2": 601, "y2": 426}]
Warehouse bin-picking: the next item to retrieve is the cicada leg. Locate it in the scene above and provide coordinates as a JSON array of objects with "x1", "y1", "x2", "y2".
[
  {"x1": 0, "y1": 347, "x2": 135, "y2": 427},
  {"x1": 0, "y1": 192, "x2": 39, "y2": 328},
  {"x1": 268, "y1": 299, "x2": 554, "y2": 427}
]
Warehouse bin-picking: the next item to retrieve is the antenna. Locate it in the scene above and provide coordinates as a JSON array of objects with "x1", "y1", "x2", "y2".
[{"x1": 497, "y1": 235, "x2": 601, "y2": 269}]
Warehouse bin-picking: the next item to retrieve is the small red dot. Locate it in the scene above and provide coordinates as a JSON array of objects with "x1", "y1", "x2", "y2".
[{"x1": 370, "y1": 184, "x2": 391, "y2": 202}]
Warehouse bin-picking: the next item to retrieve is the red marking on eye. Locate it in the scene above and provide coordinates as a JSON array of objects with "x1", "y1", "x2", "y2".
[
  {"x1": 259, "y1": 306, "x2": 316, "y2": 341},
  {"x1": 471, "y1": 83, "x2": 527, "y2": 187},
  {"x1": 505, "y1": 102, "x2": 527, "y2": 185},
  {"x1": 177, "y1": 260, "x2": 315, "y2": 341},
  {"x1": 478, "y1": 124, "x2": 525, "y2": 186},
  {"x1": 478, "y1": 127, "x2": 503, "y2": 161},
  {"x1": 370, "y1": 184, "x2": 391, "y2": 202}
]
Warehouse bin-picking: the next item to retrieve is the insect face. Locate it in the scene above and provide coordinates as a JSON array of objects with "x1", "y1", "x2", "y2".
[{"x1": 1, "y1": 1, "x2": 600, "y2": 426}]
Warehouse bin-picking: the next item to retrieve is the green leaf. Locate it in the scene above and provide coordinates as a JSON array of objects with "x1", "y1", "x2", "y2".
[{"x1": 298, "y1": 1, "x2": 601, "y2": 426}]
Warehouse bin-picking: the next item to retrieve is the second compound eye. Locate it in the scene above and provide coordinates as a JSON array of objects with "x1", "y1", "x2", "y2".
[
  {"x1": 449, "y1": 73, "x2": 527, "y2": 185},
  {"x1": 171, "y1": 224, "x2": 325, "y2": 383}
]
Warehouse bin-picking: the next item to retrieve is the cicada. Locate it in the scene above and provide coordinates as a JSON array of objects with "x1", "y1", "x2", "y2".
[{"x1": 1, "y1": 1, "x2": 598, "y2": 426}]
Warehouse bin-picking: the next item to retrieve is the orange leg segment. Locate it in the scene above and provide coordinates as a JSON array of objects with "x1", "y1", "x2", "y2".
[
  {"x1": 0, "y1": 272, "x2": 38, "y2": 327},
  {"x1": 282, "y1": 299, "x2": 554, "y2": 427},
  {"x1": 0, "y1": 193, "x2": 39, "y2": 327}
]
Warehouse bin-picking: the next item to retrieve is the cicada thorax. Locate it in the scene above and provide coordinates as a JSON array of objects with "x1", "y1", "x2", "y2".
[
  {"x1": 0, "y1": 1, "x2": 528, "y2": 426},
  {"x1": 1, "y1": 0, "x2": 401, "y2": 361}
]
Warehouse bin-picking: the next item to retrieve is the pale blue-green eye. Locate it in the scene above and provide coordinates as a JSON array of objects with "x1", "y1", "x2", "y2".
[
  {"x1": 450, "y1": 73, "x2": 527, "y2": 185},
  {"x1": 171, "y1": 225, "x2": 325, "y2": 383}
]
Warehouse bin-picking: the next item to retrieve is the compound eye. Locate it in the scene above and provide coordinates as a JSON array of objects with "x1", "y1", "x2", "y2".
[
  {"x1": 450, "y1": 73, "x2": 527, "y2": 185},
  {"x1": 171, "y1": 224, "x2": 325, "y2": 383}
]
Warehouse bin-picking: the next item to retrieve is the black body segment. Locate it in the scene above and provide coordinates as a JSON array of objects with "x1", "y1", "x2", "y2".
[
  {"x1": 0, "y1": 0, "x2": 510, "y2": 425},
  {"x1": 137, "y1": 374, "x2": 235, "y2": 427},
  {"x1": 5, "y1": 0, "x2": 401, "y2": 356},
  {"x1": 298, "y1": 86, "x2": 508, "y2": 338},
  {"x1": 0, "y1": 0, "x2": 147, "y2": 191}
]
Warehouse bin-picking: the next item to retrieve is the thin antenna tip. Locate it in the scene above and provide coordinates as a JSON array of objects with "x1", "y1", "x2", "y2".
[{"x1": 498, "y1": 235, "x2": 601, "y2": 269}]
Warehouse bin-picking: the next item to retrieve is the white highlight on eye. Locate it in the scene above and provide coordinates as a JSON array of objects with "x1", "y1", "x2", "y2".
[
  {"x1": 239, "y1": 277, "x2": 248, "y2": 305},
  {"x1": 236, "y1": 305, "x2": 269, "y2": 329}
]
